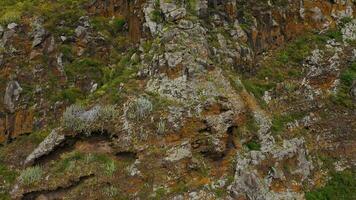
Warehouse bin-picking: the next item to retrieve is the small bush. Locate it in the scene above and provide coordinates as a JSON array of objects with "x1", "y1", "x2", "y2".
[
  {"x1": 19, "y1": 166, "x2": 43, "y2": 185},
  {"x1": 150, "y1": 10, "x2": 163, "y2": 23},
  {"x1": 62, "y1": 104, "x2": 117, "y2": 133},
  {"x1": 245, "y1": 140, "x2": 261, "y2": 151},
  {"x1": 103, "y1": 186, "x2": 119, "y2": 197},
  {"x1": 127, "y1": 97, "x2": 153, "y2": 120},
  {"x1": 157, "y1": 118, "x2": 166, "y2": 135},
  {"x1": 103, "y1": 160, "x2": 117, "y2": 176},
  {"x1": 62, "y1": 104, "x2": 87, "y2": 132},
  {"x1": 111, "y1": 17, "x2": 126, "y2": 33}
]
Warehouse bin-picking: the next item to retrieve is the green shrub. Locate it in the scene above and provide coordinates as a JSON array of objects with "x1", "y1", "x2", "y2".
[
  {"x1": 245, "y1": 140, "x2": 261, "y2": 151},
  {"x1": 19, "y1": 166, "x2": 43, "y2": 185},
  {"x1": 150, "y1": 10, "x2": 163, "y2": 23},
  {"x1": 111, "y1": 17, "x2": 126, "y2": 33}
]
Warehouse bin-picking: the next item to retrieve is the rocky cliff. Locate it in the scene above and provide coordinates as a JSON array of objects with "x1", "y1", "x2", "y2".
[{"x1": 0, "y1": 0, "x2": 355, "y2": 199}]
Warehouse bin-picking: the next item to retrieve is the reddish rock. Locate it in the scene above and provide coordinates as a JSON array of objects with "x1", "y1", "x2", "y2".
[{"x1": 0, "y1": 109, "x2": 34, "y2": 143}]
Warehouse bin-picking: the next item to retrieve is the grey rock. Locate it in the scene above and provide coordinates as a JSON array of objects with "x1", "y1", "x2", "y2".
[
  {"x1": 143, "y1": 1, "x2": 163, "y2": 35},
  {"x1": 161, "y1": 28, "x2": 178, "y2": 43},
  {"x1": 169, "y1": 8, "x2": 186, "y2": 21},
  {"x1": 351, "y1": 81, "x2": 356, "y2": 99},
  {"x1": 160, "y1": 2, "x2": 186, "y2": 22},
  {"x1": 1, "y1": 29, "x2": 15, "y2": 45},
  {"x1": 195, "y1": 0, "x2": 208, "y2": 17},
  {"x1": 0, "y1": 54, "x2": 3, "y2": 67},
  {"x1": 75, "y1": 26, "x2": 87, "y2": 38},
  {"x1": 165, "y1": 52, "x2": 183, "y2": 68},
  {"x1": 31, "y1": 18, "x2": 47, "y2": 48},
  {"x1": 4, "y1": 80, "x2": 22, "y2": 113},
  {"x1": 165, "y1": 141, "x2": 192, "y2": 162},
  {"x1": 230, "y1": 171, "x2": 274, "y2": 200},
  {"x1": 60, "y1": 36, "x2": 67, "y2": 42},
  {"x1": 57, "y1": 53, "x2": 64, "y2": 73},
  {"x1": 79, "y1": 16, "x2": 90, "y2": 27},
  {"x1": 7, "y1": 23, "x2": 18, "y2": 30},
  {"x1": 46, "y1": 36, "x2": 55, "y2": 53},
  {"x1": 24, "y1": 129, "x2": 65, "y2": 165}
]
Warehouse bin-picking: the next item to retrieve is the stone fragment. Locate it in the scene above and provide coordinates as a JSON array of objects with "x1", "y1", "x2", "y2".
[
  {"x1": 24, "y1": 129, "x2": 65, "y2": 165},
  {"x1": 31, "y1": 18, "x2": 46, "y2": 48},
  {"x1": 7, "y1": 23, "x2": 17, "y2": 30},
  {"x1": 4, "y1": 81, "x2": 22, "y2": 113}
]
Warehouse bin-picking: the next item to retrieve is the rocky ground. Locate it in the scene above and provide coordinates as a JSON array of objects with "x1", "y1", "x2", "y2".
[{"x1": 0, "y1": 0, "x2": 355, "y2": 200}]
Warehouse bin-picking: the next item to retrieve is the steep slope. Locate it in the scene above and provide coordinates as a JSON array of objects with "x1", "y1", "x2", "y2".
[{"x1": 0, "y1": 0, "x2": 355, "y2": 200}]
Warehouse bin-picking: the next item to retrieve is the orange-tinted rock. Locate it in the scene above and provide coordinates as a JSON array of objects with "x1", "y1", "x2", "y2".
[
  {"x1": 12, "y1": 109, "x2": 34, "y2": 138},
  {"x1": 0, "y1": 109, "x2": 34, "y2": 142}
]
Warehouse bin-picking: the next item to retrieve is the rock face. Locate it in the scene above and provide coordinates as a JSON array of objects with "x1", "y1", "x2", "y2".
[
  {"x1": 0, "y1": 0, "x2": 355, "y2": 199},
  {"x1": 0, "y1": 110, "x2": 34, "y2": 142}
]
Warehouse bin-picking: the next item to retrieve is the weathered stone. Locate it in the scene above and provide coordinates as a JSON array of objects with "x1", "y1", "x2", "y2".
[
  {"x1": 31, "y1": 18, "x2": 47, "y2": 48},
  {"x1": 7, "y1": 23, "x2": 18, "y2": 30},
  {"x1": 4, "y1": 81, "x2": 22, "y2": 113},
  {"x1": 24, "y1": 128, "x2": 65, "y2": 165},
  {"x1": 165, "y1": 52, "x2": 183, "y2": 68},
  {"x1": 165, "y1": 141, "x2": 192, "y2": 162},
  {"x1": 75, "y1": 26, "x2": 86, "y2": 38},
  {"x1": 160, "y1": 2, "x2": 186, "y2": 22}
]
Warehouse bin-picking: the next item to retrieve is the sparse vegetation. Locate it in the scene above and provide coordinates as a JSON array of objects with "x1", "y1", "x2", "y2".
[
  {"x1": 103, "y1": 185, "x2": 119, "y2": 198},
  {"x1": 126, "y1": 96, "x2": 153, "y2": 120},
  {"x1": 62, "y1": 104, "x2": 117, "y2": 133},
  {"x1": 306, "y1": 170, "x2": 356, "y2": 200}
]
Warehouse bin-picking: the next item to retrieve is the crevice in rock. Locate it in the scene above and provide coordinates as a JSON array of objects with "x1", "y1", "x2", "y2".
[
  {"x1": 115, "y1": 151, "x2": 138, "y2": 160},
  {"x1": 22, "y1": 174, "x2": 94, "y2": 200}
]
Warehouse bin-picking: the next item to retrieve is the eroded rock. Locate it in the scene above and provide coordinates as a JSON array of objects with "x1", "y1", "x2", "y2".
[
  {"x1": 4, "y1": 81, "x2": 22, "y2": 113},
  {"x1": 24, "y1": 129, "x2": 65, "y2": 165}
]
